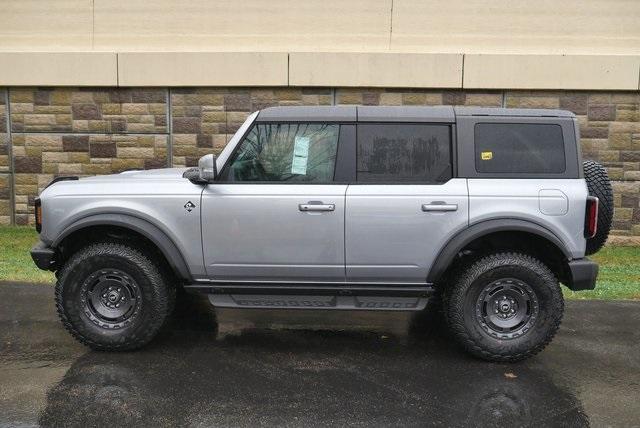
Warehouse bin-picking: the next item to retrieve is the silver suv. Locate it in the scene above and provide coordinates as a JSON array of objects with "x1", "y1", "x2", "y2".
[{"x1": 31, "y1": 106, "x2": 613, "y2": 362}]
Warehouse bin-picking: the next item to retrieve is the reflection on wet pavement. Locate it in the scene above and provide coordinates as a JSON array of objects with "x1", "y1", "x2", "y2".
[{"x1": 1, "y1": 283, "x2": 639, "y2": 427}]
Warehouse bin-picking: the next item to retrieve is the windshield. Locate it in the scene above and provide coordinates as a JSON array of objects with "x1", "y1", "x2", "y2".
[{"x1": 215, "y1": 111, "x2": 259, "y2": 172}]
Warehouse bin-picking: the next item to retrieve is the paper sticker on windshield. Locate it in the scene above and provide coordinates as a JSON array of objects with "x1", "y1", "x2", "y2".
[
  {"x1": 291, "y1": 136, "x2": 310, "y2": 174},
  {"x1": 481, "y1": 151, "x2": 493, "y2": 160}
]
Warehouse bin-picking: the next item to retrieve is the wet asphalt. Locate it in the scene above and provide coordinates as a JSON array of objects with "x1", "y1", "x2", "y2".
[{"x1": 0, "y1": 283, "x2": 639, "y2": 427}]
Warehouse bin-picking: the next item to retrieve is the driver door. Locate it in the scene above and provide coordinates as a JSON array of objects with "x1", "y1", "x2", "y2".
[{"x1": 201, "y1": 122, "x2": 350, "y2": 282}]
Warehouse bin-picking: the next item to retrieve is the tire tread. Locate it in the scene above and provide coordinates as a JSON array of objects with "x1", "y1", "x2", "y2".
[
  {"x1": 55, "y1": 242, "x2": 173, "y2": 351},
  {"x1": 583, "y1": 160, "x2": 613, "y2": 255},
  {"x1": 444, "y1": 252, "x2": 564, "y2": 363}
]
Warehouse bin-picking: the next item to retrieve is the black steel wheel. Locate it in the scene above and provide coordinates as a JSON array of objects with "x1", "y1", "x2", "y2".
[
  {"x1": 56, "y1": 242, "x2": 175, "y2": 351},
  {"x1": 444, "y1": 252, "x2": 563, "y2": 362},
  {"x1": 475, "y1": 278, "x2": 539, "y2": 340},
  {"x1": 82, "y1": 269, "x2": 142, "y2": 329}
]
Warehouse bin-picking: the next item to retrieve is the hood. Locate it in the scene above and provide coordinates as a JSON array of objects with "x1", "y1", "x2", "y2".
[
  {"x1": 79, "y1": 168, "x2": 189, "y2": 182},
  {"x1": 39, "y1": 167, "x2": 197, "y2": 200}
]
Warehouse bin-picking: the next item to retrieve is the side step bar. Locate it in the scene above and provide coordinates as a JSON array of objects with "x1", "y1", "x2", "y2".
[{"x1": 184, "y1": 283, "x2": 434, "y2": 311}]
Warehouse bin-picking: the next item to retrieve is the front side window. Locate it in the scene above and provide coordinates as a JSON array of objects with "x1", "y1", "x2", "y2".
[
  {"x1": 474, "y1": 123, "x2": 566, "y2": 174},
  {"x1": 356, "y1": 124, "x2": 452, "y2": 183},
  {"x1": 222, "y1": 123, "x2": 339, "y2": 182}
]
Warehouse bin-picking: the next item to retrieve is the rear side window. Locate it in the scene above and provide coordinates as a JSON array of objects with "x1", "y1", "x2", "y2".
[
  {"x1": 474, "y1": 123, "x2": 566, "y2": 174},
  {"x1": 356, "y1": 124, "x2": 452, "y2": 183}
]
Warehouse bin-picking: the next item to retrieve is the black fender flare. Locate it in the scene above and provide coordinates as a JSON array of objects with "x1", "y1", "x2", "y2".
[
  {"x1": 53, "y1": 213, "x2": 192, "y2": 281},
  {"x1": 426, "y1": 219, "x2": 571, "y2": 283}
]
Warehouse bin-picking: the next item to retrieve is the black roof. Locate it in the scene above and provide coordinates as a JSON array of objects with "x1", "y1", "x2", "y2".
[{"x1": 255, "y1": 105, "x2": 574, "y2": 122}]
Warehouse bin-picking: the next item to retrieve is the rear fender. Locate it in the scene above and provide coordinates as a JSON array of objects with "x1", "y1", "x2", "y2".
[{"x1": 426, "y1": 219, "x2": 571, "y2": 283}]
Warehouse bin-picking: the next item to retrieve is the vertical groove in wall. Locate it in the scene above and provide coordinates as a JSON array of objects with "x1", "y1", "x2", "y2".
[
  {"x1": 461, "y1": 54, "x2": 465, "y2": 89},
  {"x1": 331, "y1": 88, "x2": 336, "y2": 105},
  {"x1": 224, "y1": 94, "x2": 229, "y2": 144},
  {"x1": 4, "y1": 88, "x2": 15, "y2": 225},
  {"x1": 91, "y1": 0, "x2": 95, "y2": 50},
  {"x1": 166, "y1": 87, "x2": 173, "y2": 167},
  {"x1": 501, "y1": 91, "x2": 507, "y2": 107},
  {"x1": 388, "y1": 0, "x2": 394, "y2": 50}
]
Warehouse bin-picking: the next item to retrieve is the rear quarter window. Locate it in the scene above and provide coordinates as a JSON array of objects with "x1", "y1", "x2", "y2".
[{"x1": 474, "y1": 123, "x2": 566, "y2": 174}]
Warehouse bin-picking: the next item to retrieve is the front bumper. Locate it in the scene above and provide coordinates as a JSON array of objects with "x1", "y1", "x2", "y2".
[
  {"x1": 566, "y1": 258, "x2": 599, "y2": 291},
  {"x1": 31, "y1": 241, "x2": 56, "y2": 270}
]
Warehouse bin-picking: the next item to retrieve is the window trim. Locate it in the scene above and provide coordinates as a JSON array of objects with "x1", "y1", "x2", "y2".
[
  {"x1": 216, "y1": 121, "x2": 346, "y2": 185},
  {"x1": 352, "y1": 122, "x2": 455, "y2": 185},
  {"x1": 455, "y1": 116, "x2": 580, "y2": 179},
  {"x1": 473, "y1": 122, "x2": 567, "y2": 175}
]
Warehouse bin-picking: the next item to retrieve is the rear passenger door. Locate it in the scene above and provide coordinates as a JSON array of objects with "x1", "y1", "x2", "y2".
[{"x1": 345, "y1": 118, "x2": 468, "y2": 283}]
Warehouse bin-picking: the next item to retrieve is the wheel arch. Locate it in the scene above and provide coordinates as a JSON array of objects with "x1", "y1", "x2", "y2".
[
  {"x1": 52, "y1": 213, "x2": 192, "y2": 281},
  {"x1": 427, "y1": 219, "x2": 571, "y2": 284}
]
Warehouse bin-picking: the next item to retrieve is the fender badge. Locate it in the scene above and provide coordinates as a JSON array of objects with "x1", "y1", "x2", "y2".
[{"x1": 184, "y1": 201, "x2": 196, "y2": 212}]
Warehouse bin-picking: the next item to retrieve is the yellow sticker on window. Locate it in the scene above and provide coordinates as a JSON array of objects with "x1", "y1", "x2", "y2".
[{"x1": 481, "y1": 151, "x2": 493, "y2": 160}]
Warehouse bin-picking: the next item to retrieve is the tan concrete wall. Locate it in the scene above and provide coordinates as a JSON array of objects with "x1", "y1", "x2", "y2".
[
  {"x1": 118, "y1": 52, "x2": 289, "y2": 87},
  {"x1": 391, "y1": 0, "x2": 640, "y2": 54},
  {"x1": 1, "y1": 1, "x2": 639, "y2": 89},
  {"x1": 464, "y1": 55, "x2": 640, "y2": 90},
  {"x1": 0, "y1": 53, "x2": 117, "y2": 86},
  {"x1": 0, "y1": 0, "x2": 92, "y2": 50},
  {"x1": 93, "y1": 0, "x2": 392, "y2": 52},
  {"x1": 0, "y1": 52, "x2": 639, "y2": 90},
  {"x1": 289, "y1": 53, "x2": 463, "y2": 88},
  {"x1": 2, "y1": 0, "x2": 639, "y2": 54}
]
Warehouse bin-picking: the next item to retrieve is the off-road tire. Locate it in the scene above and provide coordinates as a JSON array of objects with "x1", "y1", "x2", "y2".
[
  {"x1": 55, "y1": 242, "x2": 174, "y2": 351},
  {"x1": 444, "y1": 252, "x2": 563, "y2": 362},
  {"x1": 583, "y1": 160, "x2": 613, "y2": 255}
]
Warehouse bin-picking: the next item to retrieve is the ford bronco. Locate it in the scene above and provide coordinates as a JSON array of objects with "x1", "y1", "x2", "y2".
[{"x1": 31, "y1": 106, "x2": 613, "y2": 361}]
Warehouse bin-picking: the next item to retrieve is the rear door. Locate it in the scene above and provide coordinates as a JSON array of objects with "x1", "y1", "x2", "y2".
[{"x1": 345, "y1": 121, "x2": 468, "y2": 283}]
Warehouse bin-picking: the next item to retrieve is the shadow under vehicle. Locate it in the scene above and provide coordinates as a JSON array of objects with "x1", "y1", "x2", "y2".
[{"x1": 40, "y1": 296, "x2": 589, "y2": 427}]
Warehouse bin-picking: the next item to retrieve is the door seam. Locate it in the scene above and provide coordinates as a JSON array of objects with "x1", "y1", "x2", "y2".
[{"x1": 343, "y1": 183, "x2": 349, "y2": 280}]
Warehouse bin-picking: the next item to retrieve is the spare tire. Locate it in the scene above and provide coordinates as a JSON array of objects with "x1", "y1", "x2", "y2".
[{"x1": 583, "y1": 160, "x2": 613, "y2": 255}]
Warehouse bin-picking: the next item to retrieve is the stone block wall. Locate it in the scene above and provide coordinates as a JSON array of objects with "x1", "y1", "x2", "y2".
[
  {"x1": 9, "y1": 88, "x2": 167, "y2": 134},
  {"x1": 1, "y1": 89, "x2": 10, "y2": 225},
  {"x1": 0, "y1": 86, "x2": 638, "y2": 243},
  {"x1": 170, "y1": 88, "x2": 332, "y2": 167}
]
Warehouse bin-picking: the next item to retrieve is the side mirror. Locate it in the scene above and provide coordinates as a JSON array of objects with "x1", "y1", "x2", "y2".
[{"x1": 198, "y1": 154, "x2": 217, "y2": 183}]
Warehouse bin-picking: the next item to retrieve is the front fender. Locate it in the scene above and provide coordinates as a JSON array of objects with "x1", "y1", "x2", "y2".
[{"x1": 53, "y1": 213, "x2": 192, "y2": 281}]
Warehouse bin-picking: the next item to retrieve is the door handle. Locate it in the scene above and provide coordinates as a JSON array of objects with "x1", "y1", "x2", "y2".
[
  {"x1": 299, "y1": 203, "x2": 335, "y2": 212},
  {"x1": 422, "y1": 203, "x2": 458, "y2": 212}
]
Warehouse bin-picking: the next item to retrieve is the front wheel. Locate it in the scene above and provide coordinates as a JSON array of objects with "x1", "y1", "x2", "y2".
[
  {"x1": 55, "y1": 242, "x2": 175, "y2": 350},
  {"x1": 444, "y1": 252, "x2": 563, "y2": 362}
]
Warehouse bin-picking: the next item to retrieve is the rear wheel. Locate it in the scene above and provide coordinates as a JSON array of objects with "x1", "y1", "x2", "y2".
[
  {"x1": 55, "y1": 242, "x2": 174, "y2": 350},
  {"x1": 444, "y1": 252, "x2": 563, "y2": 362}
]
